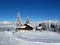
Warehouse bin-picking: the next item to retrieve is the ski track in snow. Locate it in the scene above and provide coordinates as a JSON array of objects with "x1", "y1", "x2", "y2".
[
  {"x1": 0, "y1": 31, "x2": 60, "y2": 45},
  {"x1": 12, "y1": 31, "x2": 60, "y2": 43}
]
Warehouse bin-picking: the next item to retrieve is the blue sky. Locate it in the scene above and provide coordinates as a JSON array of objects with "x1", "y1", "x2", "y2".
[{"x1": 0, "y1": 0, "x2": 60, "y2": 22}]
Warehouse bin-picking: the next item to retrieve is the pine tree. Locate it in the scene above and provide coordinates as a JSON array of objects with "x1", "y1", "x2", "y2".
[
  {"x1": 25, "y1": 16, "x2": 30, "y2": 24},
  {"x1": 16, "y1": 12, "x2": 22, "y2": 27}
]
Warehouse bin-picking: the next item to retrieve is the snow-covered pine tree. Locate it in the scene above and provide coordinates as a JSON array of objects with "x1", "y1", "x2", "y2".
[
  {"x1": 25, "y1": 16, "x2": 30, "y2": 24},
  {"x1": 16, "y1": 12, "x2": 22, "y2": 27}
]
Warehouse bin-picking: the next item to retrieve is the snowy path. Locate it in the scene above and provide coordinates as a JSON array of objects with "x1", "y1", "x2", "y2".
[
  {"x1": 0, "y1": 31, "x2": 60, "y2": 45},
  {"x1": 12, "y1": 31, "x2": 60, "y2": 43}
]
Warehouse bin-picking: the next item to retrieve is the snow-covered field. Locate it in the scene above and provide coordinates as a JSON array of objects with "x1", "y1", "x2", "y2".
[{"x1": 0, "y1": 31, "x2": 60, "y2": 45}]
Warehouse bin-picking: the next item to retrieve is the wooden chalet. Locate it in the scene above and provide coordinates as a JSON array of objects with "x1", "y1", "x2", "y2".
[
  {"x1": 16, "y1": 12, "x2": 33, "y2": 31},
  {"x1": 17, "y1": 24, "x2": 33, "y2": 30}
]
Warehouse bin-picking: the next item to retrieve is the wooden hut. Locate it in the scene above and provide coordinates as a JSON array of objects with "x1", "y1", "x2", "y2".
[
  {"x1": 16, "y1": 12, "x2": 33, "y2": 31},
  {"x1": 17, "y1": 24, "x2": 33, "y2": 30}
]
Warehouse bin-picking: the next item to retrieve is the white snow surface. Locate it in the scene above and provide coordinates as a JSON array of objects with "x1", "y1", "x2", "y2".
[
  {"x1": 0, "y1": 31, "x2": 60, "y2": 45},
  {"x1": 27, "y1": 23, "x2": 34, "y2": 27},
  {"x1": 37, "y1": 26, "x2": 42, "y2": 29},
  {"x1": 19, "y1": 26, "x2": 26, "y2": 28}
]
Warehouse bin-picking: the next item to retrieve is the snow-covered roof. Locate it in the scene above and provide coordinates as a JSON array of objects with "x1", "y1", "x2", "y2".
[
  {"x1": 37, "y1": 26, "x2": 42, "y2": 29},
  {"x1": 19, "y1": 26, "x2": 26, "y2": 28},
  {"x1": 27, "y1": 24, "x2": 33, "y2": 27}
]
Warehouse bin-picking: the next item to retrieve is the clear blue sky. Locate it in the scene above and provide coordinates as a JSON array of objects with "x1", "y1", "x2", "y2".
[{"x1": 0, "y1": 0, "x2": 60, "y2": 22}]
